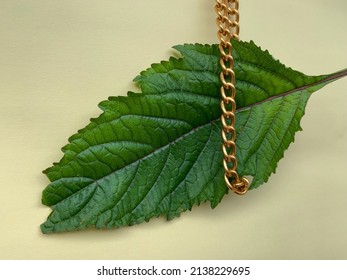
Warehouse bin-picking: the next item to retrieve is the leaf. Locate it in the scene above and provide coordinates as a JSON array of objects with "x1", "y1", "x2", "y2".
[{"x1": 41, "y1": 40, "x2": 347, "y2": 233}]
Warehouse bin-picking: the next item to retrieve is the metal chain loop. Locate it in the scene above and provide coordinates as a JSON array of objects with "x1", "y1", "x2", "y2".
[{"x1": 215, "y1": 0, "x2": 249, "y2": 195}]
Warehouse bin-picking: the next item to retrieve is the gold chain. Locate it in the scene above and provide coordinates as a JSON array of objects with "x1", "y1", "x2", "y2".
[{"x1": 215, "y1": 0, "x2": 249, "y2": 195}]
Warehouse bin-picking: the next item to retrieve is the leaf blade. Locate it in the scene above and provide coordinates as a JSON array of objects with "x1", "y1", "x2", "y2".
[{"x1": 41, "y1": 41, "x2": 347, "y2": 233}]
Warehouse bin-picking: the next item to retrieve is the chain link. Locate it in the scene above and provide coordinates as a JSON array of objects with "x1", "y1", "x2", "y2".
[{"x1": 215, "y1": 0, "x2": 249, "y2": 195}]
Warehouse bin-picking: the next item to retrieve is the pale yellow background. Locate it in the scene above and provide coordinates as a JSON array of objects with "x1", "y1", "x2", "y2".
[{"x1": 1, "y1": 0, "x2": 346, "y2": 260}]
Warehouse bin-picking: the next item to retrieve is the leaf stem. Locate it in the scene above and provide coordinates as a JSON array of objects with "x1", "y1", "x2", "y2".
[{"x1": 237, "y1": 68, "x2": 347, "y2": 112}]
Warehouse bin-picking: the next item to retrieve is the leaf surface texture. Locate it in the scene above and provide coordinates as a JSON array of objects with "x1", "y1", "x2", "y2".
[{"x1": 41, "y1": 41, "x2": 347, "y2": 233}]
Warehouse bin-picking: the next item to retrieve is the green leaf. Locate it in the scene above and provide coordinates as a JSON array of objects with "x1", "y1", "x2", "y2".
[{"x1": 41, "y1": 40, "x2": 347, "y2": 233}]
